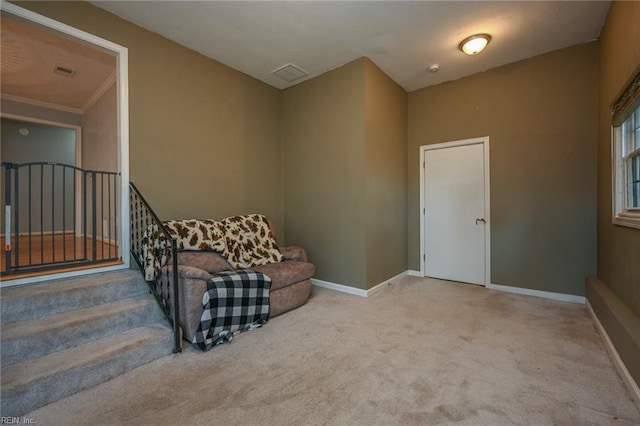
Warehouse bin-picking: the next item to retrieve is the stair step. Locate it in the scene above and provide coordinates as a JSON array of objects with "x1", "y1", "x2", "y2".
[
  {"x1": 0, "y1": 324, "x2": 173, "y2": 417},
  {"x1": 0, "y1": 270, "x2": 149, "y2": 325},
  {"x1": 1, "y1": 296, "x2": 166, "y2": 367}
]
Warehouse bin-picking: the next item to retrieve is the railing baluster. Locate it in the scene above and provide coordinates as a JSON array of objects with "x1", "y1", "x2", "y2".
[
  {"x1": 114, "y1": 174, "x2": 119, "y2": 261},
  {"x1": 171, "y1": 238, "x2": 181, "y2": 352},
  {"x1": 62, "y1": 166, "x2": 66, "y2": 261},
  {"x1": 108, "y1": 174, "x2": 112, "y2": 259},
  {"x1": 83, "y1": 171, "x2": 88, "y2": 261},
  {"x1": 40, "y1": 164, "x2": 44, "y2": 266},
  {"x1": 51, "y1": 165, "x2": 55, "y2": 263},
  {"x1": 100, "y1": 173, "x2": 104, "y2": 260},
  {"x1": 4, "y1": 164, "x2": 12, "y2": 271},
  {"x1": 13, "y1": 165, "x2": 19, "y2": 269},
  {"x1": 91, "y1": 171, "x2": 97, "y2": 262},
  {"x1": 73, "y1": 169, "x2": 77, "y2": 261},
  {"x1": 28, "y1": 165, "x2": 32, "y2": 266}
]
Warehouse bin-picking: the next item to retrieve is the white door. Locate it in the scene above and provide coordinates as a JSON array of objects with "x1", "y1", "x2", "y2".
[{"x1": 424, "y1": 142, "x2": 486, "y2": 285}]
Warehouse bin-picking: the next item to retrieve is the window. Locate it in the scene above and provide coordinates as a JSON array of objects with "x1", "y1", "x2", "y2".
[{"x1": 613, "y1": 94, "x2": 640, "y2": 228}]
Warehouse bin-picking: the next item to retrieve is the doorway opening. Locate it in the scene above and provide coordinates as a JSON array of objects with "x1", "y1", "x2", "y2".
[{"x1": 0, "y1": 3, "x2": 130, "y2": 286}]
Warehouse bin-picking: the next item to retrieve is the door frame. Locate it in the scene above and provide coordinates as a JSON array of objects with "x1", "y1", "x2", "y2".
[
  {"x1": 419, "y1": 137, "x2": 491, "y2": 286},
  {"x1": 1, "y1": 2, "x2": 130, "y2": 287}
]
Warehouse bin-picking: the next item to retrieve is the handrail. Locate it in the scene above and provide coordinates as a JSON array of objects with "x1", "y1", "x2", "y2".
[
  {"x1": 129, "y1": 182, "x2": 182, "y2": 353},
  {"x1": 2, "y1": 161, "x2": 119, "y2": 176}
]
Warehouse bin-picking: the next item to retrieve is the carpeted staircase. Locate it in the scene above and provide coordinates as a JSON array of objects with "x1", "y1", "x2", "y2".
[{"x1": 0, "y1": 269, "x2": 174, "y2": 416}]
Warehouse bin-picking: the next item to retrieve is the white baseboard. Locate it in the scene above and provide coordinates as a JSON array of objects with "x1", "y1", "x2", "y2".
[
  {"x1": 311, "y1": 278, "x2": 368, "y2": 297},
  {"x1": 312, "y1": 273, "x2": 585, "y2": 304},
  {"x1": 311, "y1": 270, "x2": 409, "y2": 298},
  {"x1": 368, "y1": 270, "x2": 408, "y2": 296},
  {"x1": 487, "y1": 283, "x2": 585, "y2": 304},
  {"x1": 587, "y1": 301, "x2": 640, "y2": 409}
]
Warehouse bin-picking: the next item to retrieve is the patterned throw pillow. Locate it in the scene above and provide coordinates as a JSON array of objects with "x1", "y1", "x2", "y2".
[
  {"x1": 221, "y1": 214, "x2": 283, "y2": 269},
  {"x1": 163, "y1": 219, "x2": 226, "y2": 252}
]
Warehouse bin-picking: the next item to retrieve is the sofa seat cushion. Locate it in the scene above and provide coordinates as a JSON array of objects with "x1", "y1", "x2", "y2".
[{"x1": 251, "y1": 261, "x2": 315, "y2": 291}]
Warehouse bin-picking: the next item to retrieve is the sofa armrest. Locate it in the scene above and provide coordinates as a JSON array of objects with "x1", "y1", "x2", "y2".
[
  {"x1": 163, "y1": 265, "x2": 211, "y2": 343},
  {"x1": 281, "y1": 246, "x2": 308, "y2": 263}
]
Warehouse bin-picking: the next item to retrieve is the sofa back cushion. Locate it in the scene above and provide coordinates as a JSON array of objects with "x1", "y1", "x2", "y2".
[{"x1": 177, "y1": 251, "x2": 233, "y2": 274}]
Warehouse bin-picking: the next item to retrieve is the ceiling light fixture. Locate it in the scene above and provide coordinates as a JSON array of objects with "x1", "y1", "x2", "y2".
[{"x1": 459, "y1": 34, "x2": 492, "y2": 56}]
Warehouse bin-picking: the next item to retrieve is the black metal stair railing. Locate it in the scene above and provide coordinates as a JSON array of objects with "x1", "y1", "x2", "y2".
[
  {"x1": 1, "y1": 162, "x2": 120, "y2": 276},
  {"x1": 129, "y1": 182, "x2": 182, "y2": 353}
]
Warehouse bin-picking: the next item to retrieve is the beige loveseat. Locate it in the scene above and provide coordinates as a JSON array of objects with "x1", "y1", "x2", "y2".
[{"x1": 167, "y1": 218, "x2": 314, "y2": 342}]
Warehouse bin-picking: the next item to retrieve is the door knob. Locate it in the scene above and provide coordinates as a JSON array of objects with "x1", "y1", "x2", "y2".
[{"x1": 475, "y1": 218, "x2": 486, "y2": 225}]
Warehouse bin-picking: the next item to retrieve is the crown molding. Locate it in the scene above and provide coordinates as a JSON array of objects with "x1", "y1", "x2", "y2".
[
  {"x1": 81, "y1": 70, "x2": 116, "y2": 112},
  {"x1": 1, "y1": 93, "x2": 83, "y2": 115}
]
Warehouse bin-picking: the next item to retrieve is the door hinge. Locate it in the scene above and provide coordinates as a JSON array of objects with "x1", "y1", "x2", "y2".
[
  {"x1": 423, "y1": 254, "x2": 426, "y2": 261},
  {"x1": 423, "y1": 161, "x2": 425, "y2": 168}
]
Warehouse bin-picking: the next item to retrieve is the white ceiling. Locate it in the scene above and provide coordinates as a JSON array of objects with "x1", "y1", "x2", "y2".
[
  {"x1": 1, "y1": 12, "x2": 116, "y2": 113},
  {"x1": 90, "y1": 1, "x2": 610, "y2": 92}
]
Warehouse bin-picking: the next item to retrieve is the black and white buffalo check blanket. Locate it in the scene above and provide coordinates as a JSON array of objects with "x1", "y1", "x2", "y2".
[{"x1": 192, "y1": 270, "x2": 271, "y2": 351}]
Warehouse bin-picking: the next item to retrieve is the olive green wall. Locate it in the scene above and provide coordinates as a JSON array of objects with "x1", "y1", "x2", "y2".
[
  {"x1": 364, "y1": 59, "x2": 408, "y2": 288},
  {"x1": 282, "y1": 59, "x2": 368, "y2": 288},
  {"x1": 408, "y1": 43, "x2": 598, "y2": 296},
  {"x1": 590, "y1": 0, "x2": 640, "y2": 388},
  {"x1": 16, "y1": 1, "x2": 284, "y2": 238},
  {"x1": 282, "y1": 58, "x2": 408, "y2": 290},
  {"x1": 595, "y1": 0, "x2": 640, "y2": 318}
]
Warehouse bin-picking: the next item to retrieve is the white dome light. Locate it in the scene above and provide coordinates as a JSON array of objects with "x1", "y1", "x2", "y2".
[{"x1": 459, "y1": 34, "x2": 492, "y2": 56}]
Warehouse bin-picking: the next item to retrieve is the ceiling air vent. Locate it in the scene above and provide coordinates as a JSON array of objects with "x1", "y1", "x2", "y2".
[
  {"x1": 53, "y1": 65, "x2": 76, "y2": 78},
  {"x1": 271, "y1": 63, "x2": 308, "y2": 83}
]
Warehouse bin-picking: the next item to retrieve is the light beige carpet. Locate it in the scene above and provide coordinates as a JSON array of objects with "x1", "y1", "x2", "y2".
[{"x1": 25, "y1": 276, "x2": 640, "y2": 425}]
